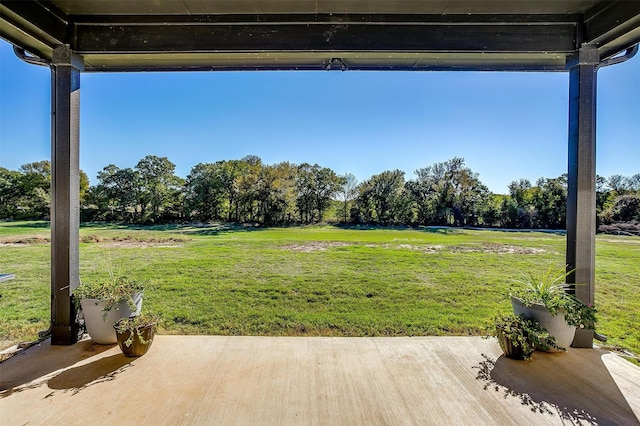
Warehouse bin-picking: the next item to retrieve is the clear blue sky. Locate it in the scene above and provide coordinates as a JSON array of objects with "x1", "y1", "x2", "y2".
[{"x1": 1, "y1": 39, "x2": 638, "y2": 194}]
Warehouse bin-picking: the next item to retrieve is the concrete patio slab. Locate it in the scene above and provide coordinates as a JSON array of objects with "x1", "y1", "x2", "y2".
[{"x1": 1, "y1": 336, "x2": 639, "y2": 425}]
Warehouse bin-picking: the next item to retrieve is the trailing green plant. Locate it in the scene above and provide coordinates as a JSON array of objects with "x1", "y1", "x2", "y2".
[
  {"x1": 492, "y1": 314, "x2": 562, "y2": 360},
  {"x1": 571, "y1": 300, "x2": 597, "y2": 329},
  {"x1": 511, "y1": 264, "x2": 584, "y2": 326},
  {"x1": 114, "y1": 314, "x2": 160, "y2": 347},
  {"x1": 74, "y1": 272, "x2": 145, "y2": 316}
]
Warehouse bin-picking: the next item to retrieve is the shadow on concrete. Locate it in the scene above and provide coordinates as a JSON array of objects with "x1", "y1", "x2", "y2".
[
  {"x1": 0, "y1": 339, "x2": 114, "y2": 397},
  {"x1": 474, "y1": 349, "x2": 640, "y2": 425},
  {"x1": 47, "y1": 354, "x2": 133, "y2": 394}
]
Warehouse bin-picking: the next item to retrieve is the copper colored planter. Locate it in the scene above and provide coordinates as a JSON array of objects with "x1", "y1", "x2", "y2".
[
  {"x1": 115, "y1": 323, "x2": 156, "y2": 357},
  {"x1": 496, "y1": 329, "x2": 531, "y2": 360}
]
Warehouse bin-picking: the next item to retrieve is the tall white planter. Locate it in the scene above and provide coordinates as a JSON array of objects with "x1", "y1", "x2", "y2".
[
  {"x1": 81, "y1": 292, "x2": 143, "y2": 344},
  {"x1": 511, "y1": 296, "x2": 576, "y2": 351}
]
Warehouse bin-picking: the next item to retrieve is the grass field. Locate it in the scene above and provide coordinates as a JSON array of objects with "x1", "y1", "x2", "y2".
[{"x1": 1, "y1": 221, "x2": 638, "y2": 360}]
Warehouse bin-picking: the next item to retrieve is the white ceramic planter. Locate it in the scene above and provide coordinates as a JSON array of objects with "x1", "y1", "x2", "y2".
[
  {"x1": 80, "y1": 292, "x2": 143, "y2": 344},
  {"x1": 511, "y1": 296, "x2": 576, "y2": 351}
]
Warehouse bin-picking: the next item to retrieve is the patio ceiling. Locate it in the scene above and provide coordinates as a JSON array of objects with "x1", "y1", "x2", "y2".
[{"x1": 1, "y1": 0, "x2": 640, "y2": 71}]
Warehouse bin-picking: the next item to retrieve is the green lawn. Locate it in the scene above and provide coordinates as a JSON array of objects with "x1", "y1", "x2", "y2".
[{"x1": 1, "y1": 221, "x2": 638, "y2": 360}]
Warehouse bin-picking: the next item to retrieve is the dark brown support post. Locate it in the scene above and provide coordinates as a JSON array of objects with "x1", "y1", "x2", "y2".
[
  {"x1": 50, "y1": 45, "x2": 83, "y2": 345},
  {"x1": 566, "y1": 44, "x2": 598, "y2": 306}
]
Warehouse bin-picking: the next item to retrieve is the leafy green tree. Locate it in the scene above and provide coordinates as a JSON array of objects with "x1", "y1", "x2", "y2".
[
  {"x1": 411, "y1": 158, "x2": 489, "y2": 226},
  {"x1": 17, "y1": 161, "x2": 51, "y2": 219},
  {"x1": 0, "y1": 160, "x2": 89, "y2": 220},
  {"x1": 236, "y1": 156, "x2": 264, "y2": 223},
  {"x1": 597, "y1": 173, "x2": 640, "y2": 226},
  {"x1": 19, "y1": 161, "x2": 50, "y2": 190},
  {"x1": 412, "y1": 161, "x2": 452, "y2": 225},
  {"x1": 627, "y1": 174, "x2": 640, "y2": 192},
  {"x1": 0, "y1": 167, "x2": 22, "y2": 219},
  {"x1": 218, "y1": 160, "x2": 248, "y2": 222},
  {"x1": 295, "y1": 163, "x2": 342, "y2": 223},
  {"x1": 452, "y1": 166, "x2": 490, "y2": 226},
  {"x1": 135, "y1": 155, "x2": 181, "y2": 223},
  {"x1": 94, "y1": 165, "x2": 142, "y2": 222},
  {"x1": 352, "y1": 180, "x2": 375, "y2": 223},
  {"x1": 481, "y1": 194, "x2": 505, "y2": 227},
  {"x1": 508, "y1": 178, "x2": 533, "y2": 207},
  {"x1": 312, "y1": 166, "x2": 342, "y2": 222},
  {"x1": 395, "y1": 183, "x2": 416, "y2": 225},
  {"x1": 337, "y1": 173, "x2": 358, "y2": 223},
  {"x1": 79, "y1": 170, "x2": 90, "y2": 205},
  {"x1": 601, "y1": 194, "x2": 640, "y2": 224},
  {"x1": 256, "y1": 162, "x2": 296, "y2": 226},
  {"x1": 508, "y1": 178, "x2": 535, "y2": 228},
  {"x1": 82, "y1": 184, "x2": 108, "y2": 221},
  {"x1": 295, "y1": 163, "x2": 316, "y2": 223},
  {"x1": 354, "y1": 169, "x2": 406, "y2": 225},
  {"x1": 184, "y1": 163, "x2": 225, "y2": 222},
  {"x1": 499, "y1": 196, "x2": 519, "y2": 228},
  {"x1": 532, "y1": 175, "x2": 567, "y2": 229},
  {"x1": 405, "y1": 178, "x2": 435, "y2": 225},
  {"x1": 607, "y1": 174, "x2": 626, "y2": 193}
]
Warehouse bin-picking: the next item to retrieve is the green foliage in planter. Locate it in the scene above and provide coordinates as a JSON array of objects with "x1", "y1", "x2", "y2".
[
  {"x1": 572, "y1": 300, "x2": 597, "y2": 330},
  {"x1": 114, "y1": 314, "x2": 160, "y2": 347},
  {"x1": 74, "y1": 272, "x2": 145, "y2": 314},
  {"x1": 492, "y1": 314, "x2": 561, "y2": 360},
  {"x1": 511, "y1": 264, "x2": 585, "y2": 326}
]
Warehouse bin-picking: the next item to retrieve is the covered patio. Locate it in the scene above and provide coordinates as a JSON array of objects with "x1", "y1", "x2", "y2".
[
  {"x1": 1, "y1": 1, "x2": 640, "y2": 423},
  {"x1": 1, "y1": 1, "x2": 639, "y2": 346},
  {"x1": 3, "y1": 336, "x2": 640, "y2": 425}
]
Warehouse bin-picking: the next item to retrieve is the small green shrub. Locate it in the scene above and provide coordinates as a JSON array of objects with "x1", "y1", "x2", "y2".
[
  {"x1": 74, "y1": 272, "x2": 145, "y2": 315},
  {"x1": 511, "y1": 264, "x2": 591, "y2": 327},
  {"x1": 114, "y1": 314, "x2": 160, "y2": 347},
  {"x1": 493, "y1": 314, "x2": 561, "y2": 360}
]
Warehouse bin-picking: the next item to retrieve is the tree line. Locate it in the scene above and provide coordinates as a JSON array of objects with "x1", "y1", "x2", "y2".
[{"x1": 1, "y1": 155, "x2": 639, "y2": 233}]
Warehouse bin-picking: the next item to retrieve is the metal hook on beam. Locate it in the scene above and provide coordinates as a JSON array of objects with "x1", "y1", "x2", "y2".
[{"x1": 324, "y1": 58, "x2": 348, "y2": 71}]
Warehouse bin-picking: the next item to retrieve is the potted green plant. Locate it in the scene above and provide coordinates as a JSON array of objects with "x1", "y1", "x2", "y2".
[
  {"x1": 74, "y1": 273, "x2": 144, "y2": 344},
  {"x1": 113, "y1": 314, "x2": 159, "y2": 357},
  {"x1": 571, "y1": 301, "x2": 597, "y2": 348},
  {"x1": 510, "y1": 265, "x2": 581, "y2": 351},
  {"x1": 493, "y1": 314, "x2": 561, "y2": 360}
]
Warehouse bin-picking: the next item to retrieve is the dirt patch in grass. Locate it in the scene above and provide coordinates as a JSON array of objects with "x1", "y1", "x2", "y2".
[
  {"x1": 279, "y1": 241, "x2": 546, "y2": 255},
  {"x1": 280, "y1": 241, "x2": 351, "y2": 252},
  {"x1": 364, "y1": 243, "x2": 443, "y2": 253},
  {"x1": 0, "y1": 236, "x2": 50, "y2": 245},
  {"x1": 599, "y1": 238, "x2": 640, "y2": 244},
  {"x1": 0, "y1": 235, "x2": 187, "y2": 247},
  {"x1": 81, "y1": 235, "x2": 188, "y2": 248},
  {"x1": 366, "y1": 242, "x2": 544, "y2": 254},
  {"x1": 450, "y1": 242, "x2": 547, "y2": 254},
  {"x1": 99, "y1": 241, "x2": 184, "y2": 248},
  {"x1": 395, "y1": 244, "x2": 443, "y2": 253},
  {"x1": 281, "y1": 242, "x2": 442, "y2": 253}
]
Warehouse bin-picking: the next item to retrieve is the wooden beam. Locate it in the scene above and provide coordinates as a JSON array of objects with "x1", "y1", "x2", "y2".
[
  {"x1": 585, "y1": 1, "x2": 640, "y2": 55},
  {"x1": 50, "y1": 45, "x2": 82, "y2": 345},
  {"x1": 0, "y1": 1, "x2": 68, "y2": 55},
  {"x1": 72, "y1": 17, "x2": 577, "y2": 54},
  {"x1": 566, "y1": 44, "x2": 598, "y2": 306}
]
